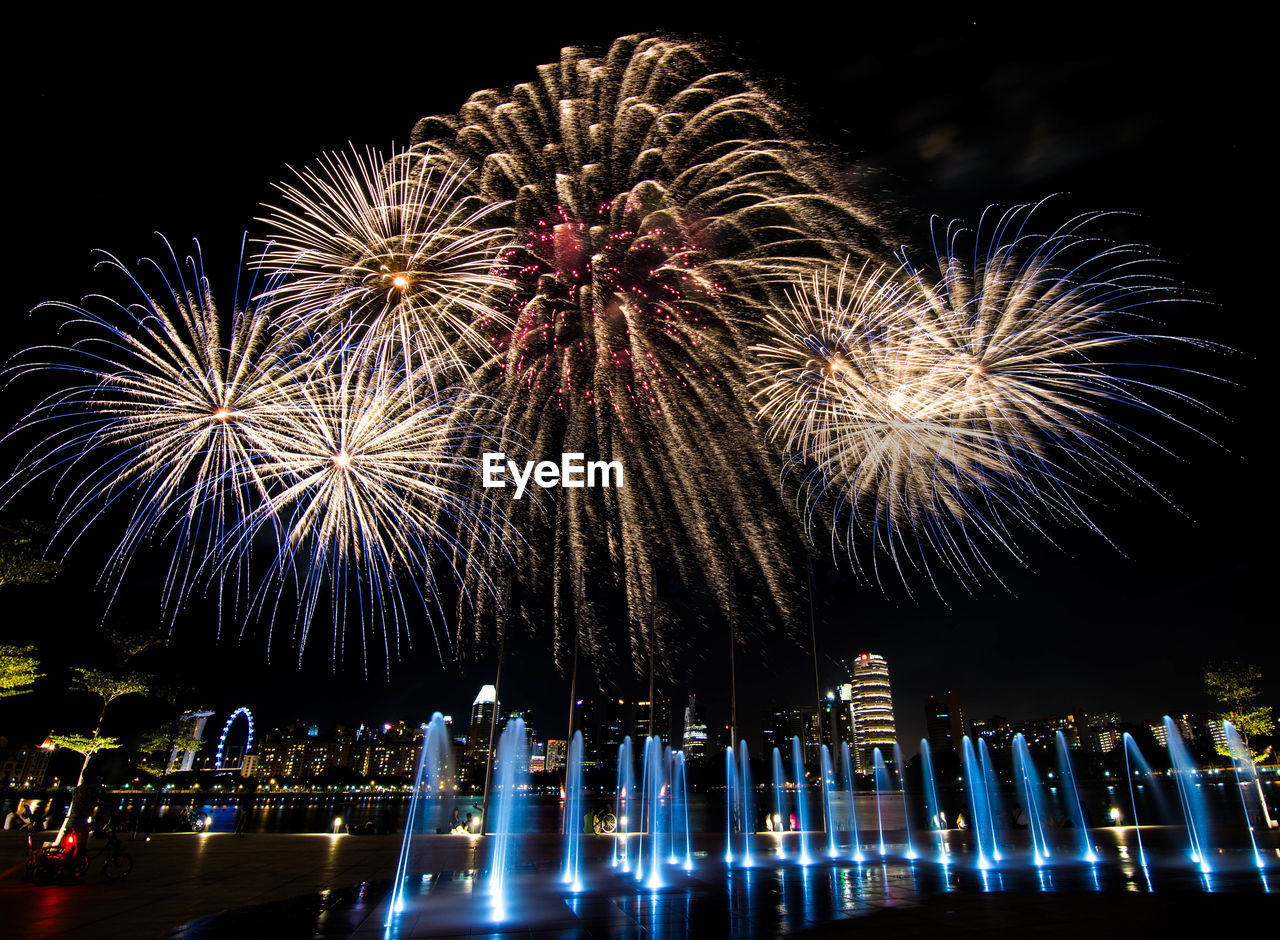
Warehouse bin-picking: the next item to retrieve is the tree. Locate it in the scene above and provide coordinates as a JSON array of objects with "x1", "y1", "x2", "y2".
[
  {"x1": 50, "y1": 667, "x2": 150, "y2": 843},
  {"x1": 138, "y1": 716, "x2": 202, "y2": 777},
  {"x1": 1204, "y1": 660, "x2": 1275, "y2": 760},
  {"x1": 0, "y1": 643, "x2": 41, "y2": 698},
  {"x1": 103, "y1": 626, "x2": 160, "y2": 665},
  {"x1": 0, "y1": 518, "x2": 59, "y2": 587},
  {"x1": 48, "y1": 732, "x2": 121, "y2": 759},
  {"x1": 74, "y1": 668, "x2": 151, "y2": 719}
]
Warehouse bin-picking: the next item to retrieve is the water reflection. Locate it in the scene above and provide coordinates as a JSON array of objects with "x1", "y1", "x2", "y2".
[{"x1": 175, "y1": 838, "x2": 1279, "y2": 940}]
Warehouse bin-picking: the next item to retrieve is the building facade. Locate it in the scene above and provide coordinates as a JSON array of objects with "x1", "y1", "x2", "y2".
[
  {"x1": 463, "y1": 685, "x2": 499, "y2": 788},
  {"x1": 925, "y1": 692, "x2": 966, "y2": 756},
  {"x1": 682, "y1": 695, "x2": 708, "y2": 765},
  {"x1": 763, "y1": 705, "x2": 822, "y2": 766},
  {"x1": 849, "y1": 653, "x2": 897, "y2": 773}
]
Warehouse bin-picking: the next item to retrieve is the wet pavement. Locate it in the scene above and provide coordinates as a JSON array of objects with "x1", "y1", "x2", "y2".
[{"x1": 4, "y1": 829, "x2": 1276, "y2": 938}]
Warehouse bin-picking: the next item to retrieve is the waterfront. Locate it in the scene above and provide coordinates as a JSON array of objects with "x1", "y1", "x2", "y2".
[{"x1": 6, "y1": 767, "x2": 1266, "y2": 837}]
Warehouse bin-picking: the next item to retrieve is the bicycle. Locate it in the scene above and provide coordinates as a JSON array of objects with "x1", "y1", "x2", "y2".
[
  {"x1": 91, "y1": 827, "x2": 134, "y2": 881},
  {"x1": 26, "y1": 828, "x2": 90, "y2": 884},
  {"x1": 592, "y1": 809, "x2": 617, "y2": 834},
  {"x1": 155, "y1": 806, "x2": 206, "y2": 833}
]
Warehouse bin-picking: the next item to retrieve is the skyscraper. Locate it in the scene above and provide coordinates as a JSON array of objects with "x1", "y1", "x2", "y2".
[
  {"x1": 682, "y1": 695, "x2": 708, "y2": 764},
  {"x1": 925, "y1": 692, "x2": 966, "y2": 756},
  {"x1": 464, "y1": 684, "x2": 498, "y2": 786},
  {"x1": 849, "y1": 653, "x2": 897, "y2": 773},
  {"x1": 763, "y1": 705, "x2": 822, "y2": 766},
  {"x1": 633, "y1": 698, "x2": 671, "y2": 743},
  {"x1": 824, "y1": 688, "x2": 853, "y2": 750},
  {"x1": 572, "y1": 699, "x2": 600, "y2": 769},
  {"x1": 545, "y1": 738, "x2": 567, "y2": 772},
  {"x1": 598, "y1": 699, "x2": 625, "y2": 773}
]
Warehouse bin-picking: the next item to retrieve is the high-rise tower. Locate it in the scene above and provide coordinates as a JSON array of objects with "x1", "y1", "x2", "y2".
[
  {"x1": 682, "y1": 695, "x2": 708, "y2": 764},
  {"x1": 925, "y1": 692, "x2": 966, "y2": 756},
  {"x1": 463, "y1": 684, "x2": 498, "y2": 786},
  {"x1": 849, "y1": 653, "x2": 897, "y2": 773}
]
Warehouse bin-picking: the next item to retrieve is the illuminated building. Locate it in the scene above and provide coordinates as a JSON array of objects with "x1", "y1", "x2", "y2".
[
  {"x1": 600, "y1": 699, "x2": 626, "y2": 768},
  {"x1": 763, "y1": 705, "x2": 822, "y2": 766},
  {"x1": 1206, "y1": 716, "x2": 1229, "y2": 752},
  {"x1": 633, "y1": 698, "x2": 671, "y2": 743},
  {"x1": 356, "y1": 722, "x2": 424, "y2": 779},
  {"x1": 823, "y1": 688, "x2": 853, "y2": 749},
  {"x1": 174, "y1": 707, "x2": 214, "y2": 772},
  {"x1": 259, "y1": 727, "x2": 359, "y2": 779},
  {"x1": 925, "y1": 692, "x2": 966, "y2": 755},
  {"x1": 682, "y1": 695, "x2": 708, "y2": 764},
  {"x1": 0, "y1": 739, "x2": 52, "y2": 787},
  {"x1": 545, "y1": 738, "x2": 567, "y2": 772},
  {"x1": 464, "y1": 685, "x2": 499, "y2": 785},
  {"x1": 849, "y1": 653, "x2": 897, "y2": 773},
  {"x1": 1077, "y1": 712, "x2": 1121, "y2": 753},
  {"x1": 572, "y1": 699, "x2": 600, "y2": 769},
  {"x1": 975, "y1": 714, "x2": 1079, "y2": 751}
]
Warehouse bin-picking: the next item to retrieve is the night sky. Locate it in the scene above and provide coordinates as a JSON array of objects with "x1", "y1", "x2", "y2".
[{"x1": 1, "y1": 12, "x2": 1271, "y2": 757}]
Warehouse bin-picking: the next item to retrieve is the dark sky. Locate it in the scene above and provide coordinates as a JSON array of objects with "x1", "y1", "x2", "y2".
[{"x1": 1, "y1": 11, "x2": 1272, "y2": 754}]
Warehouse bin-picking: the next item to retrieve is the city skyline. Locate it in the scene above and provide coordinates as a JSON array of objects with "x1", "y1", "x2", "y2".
[{"x1": 20, "y1": 647, "x2": 1244, "y2": 791}]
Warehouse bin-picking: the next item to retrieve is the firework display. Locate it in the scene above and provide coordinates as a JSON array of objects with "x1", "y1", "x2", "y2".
[
  {"x1": 258, "y1": 147, "x2": 516, "y2": 372},
  {"x1": 1, "y1": 34, "x2": 1207, "y2": 675},
  {"x1": 234, "y1": 341, "x2": 509, "y2": 668},
  {"x1": 752, "y1": 203, "x2": 1204, "y2": 592},
  {"x1": 408, "y1": 34, "x2": 891, "y2": 667},
  {"x1": 2, "y1": 240, "x2": 507, "y2": 668},
  {"x1": 2, "y1": 238, "x2": 285, "y2": 619}
]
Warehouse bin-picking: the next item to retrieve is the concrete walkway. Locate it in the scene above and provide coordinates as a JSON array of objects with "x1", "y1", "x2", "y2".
[
  {"x1": 1, "y1": 831, "x2": 422, "y2": 939},
  {"x1": 6, "y1": 829, "x2": 1277, "y2": 938}
]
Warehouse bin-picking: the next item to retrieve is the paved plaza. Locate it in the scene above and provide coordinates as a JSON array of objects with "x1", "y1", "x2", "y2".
[
  {"x1": 1, "y1": 831, "x2": 412, "y2": 938},
  {"x1": 4, "y1": 830, "x2": 1277, "y2": 938}
]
